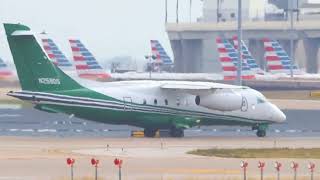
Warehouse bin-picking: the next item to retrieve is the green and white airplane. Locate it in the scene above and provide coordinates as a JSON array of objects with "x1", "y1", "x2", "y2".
[{"x1": 4, "y1": 23, "x2": 286, "y2": 137}]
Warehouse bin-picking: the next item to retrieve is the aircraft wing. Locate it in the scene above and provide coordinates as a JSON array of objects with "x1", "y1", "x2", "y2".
[{"x1": 160, "y1": 81, "x2": 242, "y2": 95}]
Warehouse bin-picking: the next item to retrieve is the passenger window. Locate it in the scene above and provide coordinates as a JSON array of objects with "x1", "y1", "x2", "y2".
[
  {"x1": 185, "y1": 99, "x2": 189, "y2": 106},
  {"x1": 143, "y1": 99, "x2": 147, "y2": 105},
  {"x1": 195, "y1": 96, "x2": 200, "y2": 105},
  {"x1": 165, "y1": 99, "x2": 168, "y2": 105},
  {"x1": 154, "y1": 99, "x2": 158, "y2": 105},
  {"x1": 176, "y1": 98, "x2": 180, "y2": 106}
]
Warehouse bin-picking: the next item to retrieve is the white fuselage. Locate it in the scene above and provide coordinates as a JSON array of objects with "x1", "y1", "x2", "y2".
[{"x1": 73, "y1": 76, "x2": 286, "y2": 125}]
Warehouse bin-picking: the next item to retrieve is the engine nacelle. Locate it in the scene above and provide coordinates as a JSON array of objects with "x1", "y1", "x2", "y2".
[{"x1": 195, "y1": 92, "x2": 243, "y2": 111}]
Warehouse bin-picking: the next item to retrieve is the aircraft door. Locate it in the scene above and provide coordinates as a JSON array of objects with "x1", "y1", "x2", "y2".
[
  {"x1": 123, "y1": 97, "x2": 133, "y2": 111},
  {"x1": 241, "y1": 96, "x2": 248, "y2": 112}
]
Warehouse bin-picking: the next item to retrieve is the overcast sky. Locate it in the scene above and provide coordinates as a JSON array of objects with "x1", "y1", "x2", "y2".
[{"x1": 0, "y1": 0, "x2": 203, "y2": 64}]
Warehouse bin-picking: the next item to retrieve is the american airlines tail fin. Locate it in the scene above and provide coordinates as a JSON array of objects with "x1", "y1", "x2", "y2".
[
  {"x1": 150, "y1": 40, "x2": 173, "y2": 65},
  {"x1": 263, "y1": 38, "x2": 302, "y2": 74},
  {"x1": 41, "y1": 38, "x2": 73, "y2": 71},
  {"x1": 232, "y1": 36, "x2": 264, "y2": 75},
  {"x1": 0, "y1": 57, "x2": 13, "y2": 79},
  {"x1": 69, "y1": 39, "x2": 111, "y2": 80},
  {"x1": 216, "y1": 37, "x2": 255, "y2": 80},
  {"x1": 4, "y1": 23, "x2": 83, "y2": 92}
]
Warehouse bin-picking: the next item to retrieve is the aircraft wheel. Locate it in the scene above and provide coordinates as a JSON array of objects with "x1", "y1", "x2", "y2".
[
  {"x1": 170, "y1": 127, "x2": 184, "y2": 138},
  {"x1": 256, "y1": 130, "x2": 266, "y2": 137},
  {"x1": 144, "y1": 128, "x2": 157, "y2": 137}
]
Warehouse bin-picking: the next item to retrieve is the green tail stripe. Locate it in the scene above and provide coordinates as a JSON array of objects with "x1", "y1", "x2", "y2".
[{"x1": 4, "y1": 23, "x2": 83, "y2": 92}]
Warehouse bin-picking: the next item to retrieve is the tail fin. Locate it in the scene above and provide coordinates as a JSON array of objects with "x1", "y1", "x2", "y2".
[
  {"x1": 41, "y1": 38, "x2": 74, "y2": 70},
  {"x1": 216, "y1": 37, "x2": 237, "y2": 80},
  {"x1": 232, "y1": 36, "x2": 264, "y2": 74},
  {"x1": 263, "y1": 38, "x2": 302, "y2": 74},
  {"x1": 69, "y1": 39, "x2": 111, "y2": 80},
  {"x1": 0, "y1": 57, "x2": 13, "y2": 79},
  {"x1": 150, "y1": 40, "x2": 173, "y2": 65},
  {"x1": 216, "y1": 37, "x2": 255, "y2": 80},
  {"x1": 4, "y1": 23, "x2": 83, "y2": 92}
]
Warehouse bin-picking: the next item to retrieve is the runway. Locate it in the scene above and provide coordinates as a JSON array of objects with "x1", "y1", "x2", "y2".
[
  {"x1": 0, "y1": 103, "x2": 319, "y2": 137},
  {"x1": 0, "y1": 102, "x2": 319, "y2": 179}
]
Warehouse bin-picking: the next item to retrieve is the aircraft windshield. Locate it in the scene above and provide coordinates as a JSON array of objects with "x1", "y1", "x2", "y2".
[
  {"x1": 246, "y1": 89, "x2": 268, "y2": 104},
  {"x1": 257, "y1": 97, "x2": 266, "y2": 104}
]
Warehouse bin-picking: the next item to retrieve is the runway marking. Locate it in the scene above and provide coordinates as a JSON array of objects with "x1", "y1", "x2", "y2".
[
  {"x1": 147, "y1": 168, "x2": 240, "y2": 174},
  {"x1": 0, "y1": 104, "x2": 22, "y2": 110},
  {"x1": 0, "y1": 177, "x2": 35, "y2": 180},
  {"x1": 0, "y1": 114, "x2": 21, "y2": 118}
]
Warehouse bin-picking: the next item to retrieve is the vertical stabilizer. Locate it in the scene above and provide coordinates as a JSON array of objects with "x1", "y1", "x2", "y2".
[
  {"x1": 216, "y1": 37, "x2": 255, "y2": 80},
  {"x1": 4, "y1": 23, "x2": 83, "y2": 92},
  {"x1": 42, "y1": 38, "x2": 74, "y2": 71},
  {"x1": 263, "y1": 38, "x2": 302, "y2": 74},
  {"x1": 232, "y1": 36, "x2": 264, "y2": 74},
  {"x1": 150, "y1": 40, "x2": 173, "y2": 65},
  {"x1": 0, "y1": 57, "x2": 13, "y2": 79},
  {"x1": 69, "y1": 39, "x2": 111, "y2": 80}
]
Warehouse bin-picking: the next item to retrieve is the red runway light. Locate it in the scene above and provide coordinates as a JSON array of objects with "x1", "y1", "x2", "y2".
[
  {"x1": 114, "y1": 158, "x2": 123, "y2": 168},
  {"x1": 308, "y1": 162, "x2": 315, "y2": 171},
  {"x1": 66, "y1": 158, "x2": 75, "y2": 166},
  {"x1": 240, "y1": 161, "x2": 248, "y2": 168},
  {"x1": 258, "y1": 161, "x2": 265, "y2": 168},
  {"x1": 114, "y1": 158, "x2": 119, "y2": 165},
  {"x1": 291, "y1": 161, "x2": 299, "y2": 170},
  {"x1": 274, "y1": 161, "x2": 282, "y2": 171},
  {"x1": 91, "y1": 158, "x2": 99, "y2": 166}
]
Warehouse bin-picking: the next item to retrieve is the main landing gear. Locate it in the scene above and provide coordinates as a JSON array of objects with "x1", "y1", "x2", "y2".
[
  {"x1": 252, "y1": 124, "x2": 268, "y2": 138},
  {"x1": 169, "y1": 127, "x2": 184, "y2": 138},
  {"x1": 144, "y1": 127, "x2": 185, "y2": 138},
  {"x1": 144, "y1": 128, "x2": 157, "y2": 137}
]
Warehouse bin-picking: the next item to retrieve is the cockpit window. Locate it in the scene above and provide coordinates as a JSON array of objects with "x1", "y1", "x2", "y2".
[
  {"x1": 257, "y1": 97, "x2": 266, "y2": 104},
  {"x1": 246, "y1": 89, "x2": 268, "y2": 104}
]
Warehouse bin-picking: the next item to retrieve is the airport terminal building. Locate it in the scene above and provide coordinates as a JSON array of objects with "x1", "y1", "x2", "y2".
[{"x1": 166, "y1": 0, "x2": 320, "y2": 73}]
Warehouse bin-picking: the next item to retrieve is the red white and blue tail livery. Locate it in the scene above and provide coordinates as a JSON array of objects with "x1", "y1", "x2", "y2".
[
  {"x1": 232, "y1": 36, "x2": 264, "y2": 74},
  {"x1": 0, "y1": 57, "x2": 13, "y2": 79},
  {"x1": 69, "y1": 39, "x2": 111, "y2": 80},
  {"x1": 150, "y1": 40, "x2": 173, "y2": 65},
  {"x1": 263, "y1": 38, "x2": 302, "y2": 74},
  {"x1": 42, "y1": 38, "x2": 73, "y2": 70},
  {"x1": 216, "y1": 37, "x2": 255, "y2": 80}
]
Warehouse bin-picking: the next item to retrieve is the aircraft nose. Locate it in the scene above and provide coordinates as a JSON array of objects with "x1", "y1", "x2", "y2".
[{"x1": 272, "y1": 104, "x2": 286, "y2": 123}]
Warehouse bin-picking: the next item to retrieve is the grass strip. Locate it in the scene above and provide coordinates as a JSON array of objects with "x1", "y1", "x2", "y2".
[{"x1": 188, "y1": 148, "x2": 320, "y2": 159}]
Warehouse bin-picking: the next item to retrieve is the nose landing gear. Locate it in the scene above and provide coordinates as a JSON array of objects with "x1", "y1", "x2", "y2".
[
  {"x1": 256, "y1": 129, "x2": 266, "y2": 137},
  {"x1": 252, "y1": 124, "x2": 268, "y2": 137}
]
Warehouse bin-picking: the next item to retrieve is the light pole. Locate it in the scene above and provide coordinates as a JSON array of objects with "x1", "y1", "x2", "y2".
[
  {"x1": 308, "y1": 162, "x2": 315, "y2": 180},
  {"x1": 291, "y1": 161, "x2": 299, "y2": 180},
  {"x1": 217, "y1": 0, "x2": 220, "y2": 23},
  {"x1": 289, "y1": 0, "x2": 296, "y2": 78},
  {"x1": 176, "y1": 0, "x2": 179, "y2": 23},
  {"x1": 258, "y1": 161, "x2": 265, "y2": 180},
  {"x1": 237, "y1": 0, "x2": 243, "y2": 86},
  {"x1": 165, "y1": 0, "x2": 168, "y2": 23},
  {"x1": 145, "y1": 55, "x2": 156, "y2": 79},
  {"x1": 189, "y1": 0, "x2": 192, "y2": 23},
  {"x1": 114, "y1": 158, "x2": 123, "y2": 180},
  {"x1": 66, "y1": 158, "x2": 75, "y2": 180},
  {"x1": 240, "y1": 161, "x2": 248, "y2": 180},
  {"x1": 91, "y1": 158, "x2": 99, "y2": 180},
  {"x1": 274, "y1": 161, "x2": 282, "y2": 180}
]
